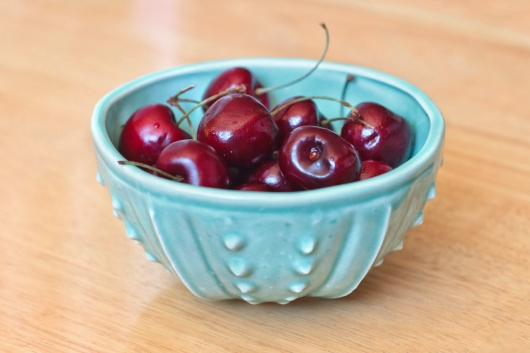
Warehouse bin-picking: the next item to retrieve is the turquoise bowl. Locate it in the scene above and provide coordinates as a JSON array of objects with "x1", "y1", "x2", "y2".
[{"x1": 91, "y1": 58, "x2": 445, "y2": 304}]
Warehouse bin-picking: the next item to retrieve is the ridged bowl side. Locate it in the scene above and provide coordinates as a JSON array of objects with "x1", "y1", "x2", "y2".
[{"x1": 92, "y1": 58, "x2": 445, "y2": 303}]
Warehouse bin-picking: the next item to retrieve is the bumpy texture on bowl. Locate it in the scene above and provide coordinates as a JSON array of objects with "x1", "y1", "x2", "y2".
[{"x1": 91, "y1": 58, "x2": 444, "y2": 304}]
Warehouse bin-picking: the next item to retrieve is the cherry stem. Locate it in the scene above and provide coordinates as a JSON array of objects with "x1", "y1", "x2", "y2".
[
  {"x1": 254, "y1": 23, "x2": 330, "y2": 96},
  {"x1": 167, "y1": 85, "x2": 198, "y2": 139},
  {"x1": 270, "y1": 95, "x2": 371, "y2": 128},
  {"x1": 170, "y1": 102, "x2": 197, "y2": 140},
  {"x1": 173, "y1": 98, "x2": 201, "y2": 104},
  {"x1": 117, "y1": 161, "x2": 183, "y2": 182},
  {"x1": 167, "y1": 85, "x2": 196, "y2": 105},
  {"x1": 321, "y1": 116, "x2": 370, "y2": 128},
  {"x1": 340, "y1": 74, "x2": 355, "y2": 117},
  {"x1": 175, "y1": 85, "x2": 246, "y2": 127},
  {"x1": 309, "y1": 147, "x2": 320, "y2": 161},
  {"x1": 271, "y1": 95, "x2": 356, "y2": 115}
]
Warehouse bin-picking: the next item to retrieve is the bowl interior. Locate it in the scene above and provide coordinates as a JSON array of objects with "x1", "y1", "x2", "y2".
[{"x1": 103, "y1": 58, "x2": 432, "y2": 161}]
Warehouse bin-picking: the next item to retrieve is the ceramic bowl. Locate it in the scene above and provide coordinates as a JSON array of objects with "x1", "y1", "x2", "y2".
[{"x1": 91, "y1": 58, "x2": 445, "y2": 304}]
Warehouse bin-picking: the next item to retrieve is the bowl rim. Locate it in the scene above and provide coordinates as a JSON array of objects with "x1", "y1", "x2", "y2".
[{"x1": 91, "y1": 57, "x2": 445, "y2": 208}]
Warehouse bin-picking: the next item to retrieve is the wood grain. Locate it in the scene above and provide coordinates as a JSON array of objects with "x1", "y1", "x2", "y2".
[{"x1": 1, "y1": 0, "x2": 529, "y2": 351}]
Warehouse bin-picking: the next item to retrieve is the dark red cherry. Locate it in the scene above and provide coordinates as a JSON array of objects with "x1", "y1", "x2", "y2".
[
  {"x1": 119, "y1": 104, "x2": 191, "y2": 166},
  {"x1": 228, "y1": 166, "x2": 252, "y2": 188},
  {"x1": 234, "y1": 181, "x2": 274, "y2": 192},
  {"x1": 270, "y1": 150, "x2": 279, "y2": 161},
  {"x1": 197, "y1": 93, "x2": 279, "y2": 169},
  {"x1": 202, "y1": 67, "x2": 269, "y2": 110},
  {"x1": 340, "y1": 102, "x2": 414, "y2": 168},
  {"x1": 247, "y1": 160, "x2": 302, "y2": 192},
  {"x1": 155, "y1": 139, "x2": 230, "y2": 189},
  {"x1": 279, "y1": 126, "x2": 361, "y2": 190},
  {"x1": 358, "y1": 160, "x2": 393, "y2": 181},
  {"x1": 272, "y1": 96, "x2": 321, "y2": 144}
]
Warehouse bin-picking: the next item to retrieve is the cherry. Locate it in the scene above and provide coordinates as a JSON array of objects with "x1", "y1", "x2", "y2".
[
  {"x1": 202, "y1": 67, "x2": 270, "y2": 110},
  {"x1": 247, "y1": 160, "x2": 302, "y2": 192},
  {"x1": 155, "y1": 139, "x2": 230, "y2": 189},
  {"x1": 234, "y1": 181, "x2": 274, "y2": 192},
  {"x1": 228, "y1": 166, "x2": 252, "y2": 188},
  {"x1": 340, "y1": 102, "x2": 414, "y2": 168},
  {"x1": 358, "y1": 160, "x2": 393, "y2": 181},
  {"x1": 118, "y1": 104, "x2": 191, "y2": 166},
  {"x1": 270, "y1": 150, "x2": 279, "y2": 161},
  {"x1": 271, "y1": 96, "x2": 323, "y2": 145},
  {"x1": 279, "y1": 126, "x2": 361, "y2": 190},
  {"x1": 270, "y1": 95, "x2": 357, "y2": 134},
  {"x1": 197, "y1": 93, "x2": 279, "y2": 169}
]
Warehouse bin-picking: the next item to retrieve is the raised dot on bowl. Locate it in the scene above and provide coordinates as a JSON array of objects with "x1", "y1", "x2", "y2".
[
  {"x1": 222, "y1": 232, "x2": 245, "y2": 252},
  {"x1": 227, "y1": 258, "x2": 251, "y2": 277},
  {"x1": 144, "y1": 249, "x2": 158, "y2": 262},
  {"x1": 235, "y1": 280, "x2": 257, "y2": 294},
  {"x1": 412, "y1": 211, "x2": 424, "y2": 227},
  {"x1": 288, "y1": 279, "x2": 309, "y2": 294},
  {"x1": 96, "y1": 170, "x2": 105, "y2": 185},
  {"x1": 111, "y1": 196, "x2": 124, "y2": 219},
  {"x1": 292, "y1": 258, "x2": 314, "y2": 275},
  {"x1": 124, "y1": 220, "x2": 142, "y2": 241},
  {"x1": 297, "y1": 236, "x2": 317, "y2": 255},
  {"x1": 427, "y1": 183, "x2": 436, "y2": 200},
  {"x1": 392, "y1": 240, "x2": 404, "y2": 251}
]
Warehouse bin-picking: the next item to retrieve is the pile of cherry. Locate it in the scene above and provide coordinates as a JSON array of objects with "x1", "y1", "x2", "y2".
[{"x1": 117, "y1": 66, "x2": 414, "y2": 192}]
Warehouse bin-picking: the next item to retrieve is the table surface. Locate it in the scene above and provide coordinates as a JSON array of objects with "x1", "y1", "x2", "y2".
[{"x1": 1, "y1": 1, "x2": 529, "y2": 352}]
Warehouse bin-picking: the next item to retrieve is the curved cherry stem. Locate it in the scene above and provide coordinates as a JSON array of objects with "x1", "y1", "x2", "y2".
[
  {"x1": 118, "y1": 161, "x2": 183, "y2": 182},
  {"x1": 340, "y1": 74, "x2": 355, "y2": 117},
  {"x1": 320, "y1": 116, "x2": 354, "y2": 124},
  {"x1": 270, "y1": 95, "x2": 354, "y2": 115},
  {"x1": 254, "y1": 23, "x2": 330, "y2": 96},
  {"x1": 169, "y1": 102, "x2": 197, "y2": 140},
  {"x1": 167, "y1": 85, "x2": 198, "y2": 139},
  {"x1": 175, "y1": 85, "x2": 246, "y2": 128},
  {"x1": 320, "y1": 116, "x2": 370, "y2": 128},
  {"x1": 173, "y1": 98, "x2": 201, "y2": 104},
  {"x1": 168, "y1": 85, "x2": 196, "y2": 101},
  {"x1": 270, "y1": 95, "x2": 370, "y2": 128}
]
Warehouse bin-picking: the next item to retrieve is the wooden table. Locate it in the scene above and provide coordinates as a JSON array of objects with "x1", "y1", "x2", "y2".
[{"x1": 1, "y1": 1, "x2": 529, "y2": 351}]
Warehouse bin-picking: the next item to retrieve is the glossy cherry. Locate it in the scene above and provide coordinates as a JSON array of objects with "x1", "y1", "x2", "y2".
[
  {"x1": 358, "y1": 160, "x2": 393, "y2": 181},
  {"x1": 340, "y1": 102, "x2": 413, "y2": 168},
  {"x1": 155, "y1": 139, "x2": 230, "y2": 189},
  {"x1": 118, "y1": 104, "x2": 191, "y2": 166},
  {"x1": 279, "y1": 126, "x2": 361, "y2": 190},
  {"x1": 202, "y1": 67, "x2": 270, "y2": 111},
  {"x1": 272, "y1": 96, "x2": 323, "y2": 145},
  {"x1": 234, "y1": 181, "x2": 274, "y2": 192},
  {"x1": 197, "y1": 93, "x2": 278, "y2": 169},
  {"x1": 247, "y1": 160, "x2": 302, "y2": 192}
]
